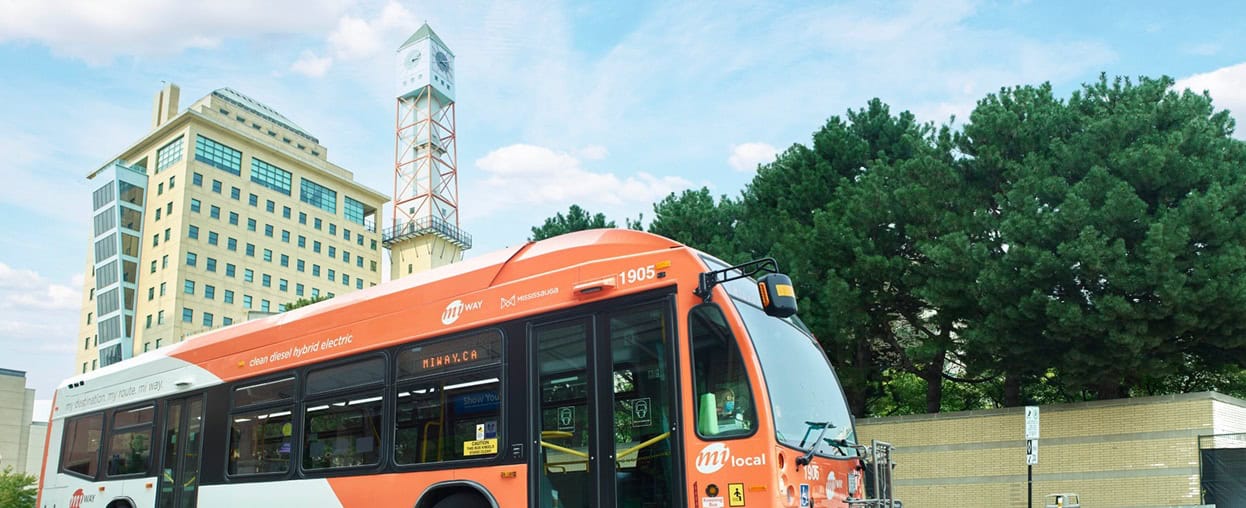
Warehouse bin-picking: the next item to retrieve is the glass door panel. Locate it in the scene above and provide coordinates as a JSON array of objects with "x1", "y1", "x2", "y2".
[
  {"x1": 535, "y1": 319, "x2": 593, "y2": 508},
  {"x1": 609, "y1": 304, "x2": 676, "y2": 508}
]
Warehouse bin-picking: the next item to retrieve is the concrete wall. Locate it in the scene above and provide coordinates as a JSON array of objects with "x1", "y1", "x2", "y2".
[
  {"x1": 0, "y1": 369, "x2": 35, "y2": 473},
  {"x1": 856, "y1": 392, "x2": 1246, "y2": 508},
  {"x1": 25, "y1": 422, "x2": 47, "y2": 479}
]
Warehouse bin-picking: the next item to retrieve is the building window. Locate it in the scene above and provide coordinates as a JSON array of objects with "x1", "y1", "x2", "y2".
[
  {"x1": 299, "y1": 212, "x2": 307, "y2": 224},
  {"x1": 157, "y1": 310, "x2": 164, "y2": 324},
  {"x1": 356, "y1": 279, "x2": 363, "y2": 290},
  {"x1": 229, "y1": 211, "x2": 239, "y2": 225},
  {"x1": 188, "y1": 224, "x2": 199, "y2": 239},
  {"x1": 223, "y1": 317, "x2": 233, "y2": 325},
  {"x1": 263, "y1": 249, "x2": 272, "y2": 262},
  {"x1": 280, "y1": 254, "x2": 289, "y2": 267},
  {"x1": 297, "y1": 259, "x2": 305, "y2": 272},
  {"x1": 281, "y1": 230, "x2": 290, "y2": 243},
  {"x1": 207, "y1": 231, "x2": 218, "y2": 246},
  {"x1": 227, "y1": 238, "x2": 237, "y2": 251},
  {"x1": 203, "y1": 312, "x2": 214, "y2": 327},
  {"x1": 279, "y1": 279, "x2": 288, "y2": 292},
  {"x1": 186, "y1": 252, "x2": 197, "y2": 267},
  {"x1": 210, "y1": 205, "x2": 220, "y2": 219},
  {"x1": 212, "y1": 180, "x2": 222, "y2": 194},
  {"x1": 147, "y1": 287, "x2": 154, "y2": 300},
  {"x1": 152, "y1": 234, "x2": 159, "y2": 247},
  {"x1": 195, "y1": 135, "x2": 242, "y2": 175},
  {"x1": 206, "y1": 258, "x2": 217, "y2": 272},
  {"x1": 356, "y1": 257, "x2": 363, "y2": 269},
  {"x1": 156, "y1": 136, "x2": 185, "y2": 171},
  {"x1": 313, "y1": 241, "x2": 321, "y2": 253},
  {"x1": 282, "y1": 206, "x2": 291, "y2": 219},
  {"x1": 342, "y1": 274, "x2": 349, "y2": 286},
  {"x1": 192, "y1": 172, "x2": 203, "y2": 186},
  {"x1": 245, "y1": 244, "x2": 255, "y2": 257},
  {"x1": 344, "y1": 196, "x2": 367, "y2": 225},
  {"x1": 328, "y1": 246, "x2": 336, "y2": 259},
  {"x1": 264, "y1": 224, "x2": 273, "y2": 237},
  {"x1": 204, "y1": 285, "x2": 215, "y2": 300},
  {"x1": 162, "y1": 255, "x2": 168, "y2": 268},
  {"x1": 296, "y1": 283, "x2": 304, "y2": 296},
  {"x1": 164, "y1": 228, "x2": 171, "y2": 241},
  {"x1": 226, "y1": 264, "x2": 236, "y2": 277},
  {"x1": 182, "y1": 308, "x2": 193, "y2": 323},
  {"x1": 184, "y1": 280, "x2": 195, "y2": 295},
  {"x1": 243, "y1": 295, "x2": 252, "y2": 309},
  {"x1": 159, "y1": 282, "x2": 166, "y2": 296},
  {"x1": 327, "y1": 269, "x2": 335, "y2": 282},
  {"x1": 312, "y1": 264, "x2": 320, "y2": 276},
  {"x1": 190, "y1": 199, "x2": 201, "y2": 213},
  {"x1": 343, "y1": 228, "x2": 351, "y2": 241},
  {"x1": 155, "y1": 208, "x2": 161, "y2": 220},
  {"x1": 250, "y1": 158, "x2": 292, "y2": 195},
  {"x1": 265, "y1": 200, "x2": 275, "y2": 213},
  {"x1": 313, "y1": 218, "x2": 322, "y2": 230},
  {"x1": 248, "y1": 194, "x2": 258, "y2": 207},
  {"x1": 247, "y1": 218, "x2": 256, "y2": 231},
  {"x1": 301, "y1": 177, "x2": 337, "y2": 214},
  {"x1": 262, "y1": 274, "x2": 271, "y2": 287},
  {"x1": 328, "y1": 224, "x2": 336, "y2": 236},
  {"x1": 224, "y1": 290, "x2": 234, "y2": 304},
  {"x1": 298, "y1": 236, "x2": 306, "y2": 248},
  {"x1": 231, "y1": 187, "x2": 241, "y2": 200},
  {"x1": 244, "y1": 269, "x2": 254, "y2": 283},
  {"x1": 170, "y1": 176, "x2": 176, "y2": 188},
  {"x1": 150, "y1": 260, "x2": 157, "y2": 274},
  {"x1": 260, "y1": 300, "x2": 270, "y2": 312}
]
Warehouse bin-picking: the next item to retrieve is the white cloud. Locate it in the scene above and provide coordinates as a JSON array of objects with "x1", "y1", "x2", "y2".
[
  {"x1": 728, "y1": 142, "x2": 779, "y2": 172},
  {"x1": 1175, "y1": 62, "x2": 1246, "y2": 138},
  {"x1": 0, "y1": 262, "x2": 82, "y2": 397},
  {"x1": 0, "y1": 0, "x2": 346, "y2": 64},
  {"x1": 472, "y1": 143, "x2": 692, "y2": 214},
  {"x1": 0, "y1": 262, "x2": 80, "y2": 311},
  {"x1": 579, "y1": 145, "x2": 609, "y2": 160},
  {"x1": 291, "y1": 51, "x2": 334, "y2": 77},
  {"x1": 326, "y1": 1, "x2": 418, "y2": 61},
  {"x1": 0, "y1": 262, "x2": 43, "y2": 290}
]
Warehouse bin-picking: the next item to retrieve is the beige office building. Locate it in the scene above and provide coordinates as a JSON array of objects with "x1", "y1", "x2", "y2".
[
  {"x1": 74, "y1": 84, "x2": 387, "y2": 373},
  {"x1": 0, "y1": 368, "x2": 35, "y2": 473}
]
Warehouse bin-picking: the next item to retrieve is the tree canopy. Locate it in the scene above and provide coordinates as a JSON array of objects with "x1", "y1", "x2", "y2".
[
  {"x1": 529, "y1": 204, "x2": 617, "y2": 241},
  {"x1": 530, "y1": 74, "x2": 1246, "y2": 415}
]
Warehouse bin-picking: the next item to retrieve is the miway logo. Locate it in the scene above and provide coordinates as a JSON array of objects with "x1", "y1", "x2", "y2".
[{"x1": 441, "y1": 299, "x2": 483, "y2": 325}]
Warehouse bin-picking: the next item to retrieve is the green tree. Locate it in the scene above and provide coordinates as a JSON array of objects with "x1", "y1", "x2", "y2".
[
  {"x1": 529, "y1": 204, "x2": 616, "y2": 241},
  {"x1": 647, "y1": 188, "x2": 742, "y2": 260},
  {"x1": 282, "y1": 294, "x2": 332, "y2": 311},
  {"x1": 0, "y1": 466, "x2": 36, "y2": 508},
  {"x1": 959, "y1": 75, "x2": 1246, "y2": 401}
]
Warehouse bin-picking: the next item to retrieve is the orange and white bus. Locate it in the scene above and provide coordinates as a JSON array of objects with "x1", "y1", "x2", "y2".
[{"x1": 37, "y1": 229, "x2": 896, "y2": 508}]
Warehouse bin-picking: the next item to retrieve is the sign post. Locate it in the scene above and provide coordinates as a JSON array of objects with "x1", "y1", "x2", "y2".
[{"x1": 1025, "y1": 406, "x2": 1040, "y2": 508}]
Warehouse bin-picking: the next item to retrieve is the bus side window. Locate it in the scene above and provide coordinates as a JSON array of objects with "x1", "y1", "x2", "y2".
[
  {"x1": 690, "y1": 304, "x2": 756, "y2": 438},
  {"x1": 61, "y1": 413, "x2": 104, "y2": 478}
]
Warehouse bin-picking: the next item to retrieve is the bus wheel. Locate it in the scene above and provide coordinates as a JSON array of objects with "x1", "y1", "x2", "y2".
[{"x1": 431, "y1": 491, "x2": 488, "y2": 508}]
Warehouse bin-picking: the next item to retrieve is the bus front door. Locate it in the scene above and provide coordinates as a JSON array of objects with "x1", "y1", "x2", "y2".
[
  {"x1": 158, "y1": 395, "x2": 204, "y2": 508},
  {"x1": 533, "y1": 301, "x2": 679, "y2": 508}
]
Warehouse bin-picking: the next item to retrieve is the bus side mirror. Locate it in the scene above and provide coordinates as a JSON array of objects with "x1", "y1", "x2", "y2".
[{"x1": 757, "y1": 273, "x2": 798, "y2": 318}]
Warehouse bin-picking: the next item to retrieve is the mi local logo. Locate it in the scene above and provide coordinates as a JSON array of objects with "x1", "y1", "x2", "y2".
[
  {"x1": 695, "y1": 442, "x2": 767, "y2": 474},
  {"x1": 441, "y1": 299, "x2": 483, "y2": 325},
  {"x1": 69, "y1": 488, "x2": 96, "y2": 508}
]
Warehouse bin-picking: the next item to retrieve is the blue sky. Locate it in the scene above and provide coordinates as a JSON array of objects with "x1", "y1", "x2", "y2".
[{"x1": 1, "y1": 0, "x2": 1245, "y2": 406}]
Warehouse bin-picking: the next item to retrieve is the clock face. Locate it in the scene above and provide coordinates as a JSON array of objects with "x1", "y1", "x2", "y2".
[
  {"x1": 435, "y1": 51, "x2": 450, "y2": 74},
  {"x1": 404, "y1": 49, "x2": 421, "y2": 69}
]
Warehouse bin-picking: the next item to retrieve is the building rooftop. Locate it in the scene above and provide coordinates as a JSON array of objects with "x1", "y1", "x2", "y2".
[
  {"x1": 211, "y1": 87, "x2": 319, "y2": 144},
  {"x1": 0, "y1": 368, "x2": 26, "y2": 378}
]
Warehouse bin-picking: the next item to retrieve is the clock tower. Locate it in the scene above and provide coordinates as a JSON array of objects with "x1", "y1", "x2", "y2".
[{"x1": 384, "y1": 23, "x2": 471, "y2": 279}]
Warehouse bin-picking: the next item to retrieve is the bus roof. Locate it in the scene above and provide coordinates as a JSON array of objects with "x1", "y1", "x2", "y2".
[{"x1": 61, "y1": 229, "x2": 684, "y2": 391}]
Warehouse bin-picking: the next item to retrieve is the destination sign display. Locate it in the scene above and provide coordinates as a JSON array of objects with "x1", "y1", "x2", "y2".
[{"x1": 397, "y1": 330, "x2": 503, "y2": 379}]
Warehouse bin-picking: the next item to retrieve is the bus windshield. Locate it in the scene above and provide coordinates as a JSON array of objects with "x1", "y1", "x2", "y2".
[{"x1": 731, "y1": 295, "x2": 857, "y2": 458}]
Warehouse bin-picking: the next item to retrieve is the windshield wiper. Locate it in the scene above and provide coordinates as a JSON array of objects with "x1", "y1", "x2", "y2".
[{"x1": 795, "y1": 420, "x2": 834, "y2": 467}]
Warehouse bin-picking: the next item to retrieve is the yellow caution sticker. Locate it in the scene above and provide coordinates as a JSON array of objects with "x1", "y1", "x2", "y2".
[
  {"x1": 727, "y1": 483, "x2": 745, "y2": 507},
  {"x1": 464, "y1": 438, "x2": 498, "y2": 456},
  {"x1": 776, "y1": 284, "x2": 795, "y2": 297}
]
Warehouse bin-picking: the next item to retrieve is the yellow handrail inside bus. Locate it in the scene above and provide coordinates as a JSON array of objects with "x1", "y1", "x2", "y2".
[
  {"x1": 541, "y1": 430, "x2": 573, "y2": 439},
  {"x1": 616, "y1": 432, "x2": 670, "y2": 460},
  {"x1": 540, "y1": 441, "x2": 589, "y2": 459},
  {"x1": 421, "y1": 421, "x2": 442, "y2": 463}
]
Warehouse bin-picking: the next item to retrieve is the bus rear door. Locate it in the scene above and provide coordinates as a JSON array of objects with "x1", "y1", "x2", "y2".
[{"x1": 158, "y1": 395, "x2": 204, "y2": 508}]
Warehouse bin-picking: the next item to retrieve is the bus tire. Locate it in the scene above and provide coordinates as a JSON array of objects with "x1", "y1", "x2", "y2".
[
  {"x1": 431, "y1": 492, "x2": 488, "y2": 508},
  {"x1": 106, "y1": 500, "x2": 134, "y2": 508}
]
